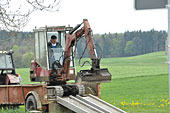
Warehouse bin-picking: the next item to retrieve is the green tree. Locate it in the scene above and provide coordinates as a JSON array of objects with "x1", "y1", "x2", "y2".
[
  {"x1": 124, "y1": 41, "x2": 135, "y2": 56},
  {"x1": 110, "y1": 33, "x2": 125, "y2": 57},
  {"x1": 22, "y1": 52, "x2": 34, "y2": 68},
  {"x1": 132, "y1": 37, "x2": 142, "y2": 55},
  {"x1": 13, "y1": 51, "x2": 23, "y2": 68},
  {"x1": 12, "y1": 45, "x2": 19, "y2": 51}
]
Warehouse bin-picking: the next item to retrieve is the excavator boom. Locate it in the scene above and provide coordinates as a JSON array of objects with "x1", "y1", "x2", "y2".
[{"x1": 62, "y1": 19, "x2": 112, "y2": 83}]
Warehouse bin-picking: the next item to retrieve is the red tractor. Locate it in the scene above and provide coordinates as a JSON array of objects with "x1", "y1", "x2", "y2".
[{"x1": 0, "y1": 50, "x2": 20, "y2": 85}]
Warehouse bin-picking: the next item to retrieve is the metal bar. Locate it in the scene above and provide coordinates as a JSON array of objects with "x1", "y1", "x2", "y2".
[
  {"x1": 0, "y1": 68, "x2": 14, "y2": 70},
  {"x1": 69, "y1": 95, "x2": 104, "y2": 113},
  {"x1": 56, "y1": 94, "x2": 126, "y2": 113},
  {"x1": 88, "y1": 94, "x2": 127, "y2": 113},
  {"x1": 7, "y1": 86, "x2": 9, "y2": 104},
  {"x1": 4, "y1": 54, "x2": 7, "y2": 69},
  {"x1": 45, "y1": 29, "x2": 50, "y2": 70},
  {"x1": 38, "y1": 32, "x2": 40, "y2": 63},
  {"x1": 76, "y1": 95, "x2": 110, "y2": 113},
  {"x1": 56, "y1": 96, "x2": 88, "y2": 113},
  {"x1": 5, "y1": 87, "x2": 8, "y2": 104},
  {"x1": 21, "y1": 86, "x2": 25, "y2": 104}
]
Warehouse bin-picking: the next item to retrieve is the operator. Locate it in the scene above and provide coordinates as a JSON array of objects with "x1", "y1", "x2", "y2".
[
  {"x1": 48, "y1": 35, "x2": 62, "y2": 48},
  {"x1": 48, "y1": 35, "x2": 62, "y2": 68}
]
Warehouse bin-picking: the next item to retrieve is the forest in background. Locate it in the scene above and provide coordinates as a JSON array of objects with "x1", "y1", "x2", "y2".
[{"x1": 0, "y1": 29, "x2": 167, "y2": 68}]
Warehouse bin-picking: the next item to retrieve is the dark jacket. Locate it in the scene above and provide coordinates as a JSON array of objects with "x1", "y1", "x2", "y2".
[{"x1": 48, "y1": 42, "x2": 62, "y2": 48}]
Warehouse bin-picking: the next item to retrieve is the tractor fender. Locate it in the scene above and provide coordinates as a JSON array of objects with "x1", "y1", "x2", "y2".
[{"x1": 25, "y1": 91, "x2": 42, "y2": 110}]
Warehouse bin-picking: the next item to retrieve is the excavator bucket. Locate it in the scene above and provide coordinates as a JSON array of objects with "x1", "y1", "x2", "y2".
[{"x1": 76, "y1": 68, "x2": 112, "y2": 83}]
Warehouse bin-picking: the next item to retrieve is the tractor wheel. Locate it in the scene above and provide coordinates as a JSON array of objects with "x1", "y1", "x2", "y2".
[{"x1": 25, "y1": 95, "x2": 37, "y2": 111}]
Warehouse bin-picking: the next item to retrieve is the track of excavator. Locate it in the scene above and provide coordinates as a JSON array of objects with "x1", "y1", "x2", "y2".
[{"x1": 56, "y1": 94, "x2": 126, "y2": 113}]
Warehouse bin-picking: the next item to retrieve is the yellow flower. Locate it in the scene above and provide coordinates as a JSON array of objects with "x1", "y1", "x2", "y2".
[
  {"x1": 120, "y1": 101, "x2": 128, "y2": 106},
  {"x1": 130, "y1": 101, "x2": 135, "y2": 107},
  {"x1": 160, "y1": 104, "x2": 164, "y2": 107},
  {"x1": 135, "y1": 102, "x2": 141, "y2": 105},
  {"x1": 151, "y1": 103, "x2": 155, "y2": 105},
  {"x1": 164, "y1": 100, "x2": 168, "y2": 102}
]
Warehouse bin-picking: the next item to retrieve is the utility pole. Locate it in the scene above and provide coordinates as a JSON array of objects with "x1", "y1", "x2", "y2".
[{"x1": 168, "y1": 0, "x2": 170, "y2": 109}]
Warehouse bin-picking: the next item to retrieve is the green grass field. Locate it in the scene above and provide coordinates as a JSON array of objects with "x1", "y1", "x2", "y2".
[
  {"x1": 76, "y1": 51, "x2": 169, "y2": 113},
  {"x1": 4, "y1": 51, "x2": 169, "y2": 113}
]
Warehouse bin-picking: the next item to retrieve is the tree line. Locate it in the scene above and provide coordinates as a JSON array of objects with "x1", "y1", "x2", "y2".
[
  {"x1": 0, "y1": 29, "x2": 167, "y2": 68},
  {"x1": 0, "y1": 30, "x2": 34, "y2": 68},
  {"x1": 77, "y1": 29, "x2": 167, "y2": 58}
]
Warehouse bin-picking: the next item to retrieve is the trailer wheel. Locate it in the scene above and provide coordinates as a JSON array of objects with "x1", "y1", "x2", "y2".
[{"x1": 25, "y1": 95, "x2": 37, "y2": 111}]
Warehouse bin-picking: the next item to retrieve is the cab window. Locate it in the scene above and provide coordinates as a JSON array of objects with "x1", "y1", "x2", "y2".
[
  {"x1": 34, "y1": 31, "x2": 47, "y2": 68},
  {"x1": 0, "y1": 54, "x2": 13, "y2": 69}
]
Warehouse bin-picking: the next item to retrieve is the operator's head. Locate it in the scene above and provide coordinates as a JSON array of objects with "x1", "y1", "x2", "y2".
[{"x1": 51, "y1": 35, "x2": 57, "y2": 44}]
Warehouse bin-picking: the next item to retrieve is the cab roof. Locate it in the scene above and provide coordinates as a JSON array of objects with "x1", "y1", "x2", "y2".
[
  {"x1": 33, "y1": 26, "x2": 73, "y2": 32},
  {"x1": 0, "y1": 50, "x2": 13, "y2": 54}
]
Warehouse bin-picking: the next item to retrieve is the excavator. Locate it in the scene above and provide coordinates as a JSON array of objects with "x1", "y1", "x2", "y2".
[{"x1": 30, "y1": 19, "x2": 111, "y2": 97}]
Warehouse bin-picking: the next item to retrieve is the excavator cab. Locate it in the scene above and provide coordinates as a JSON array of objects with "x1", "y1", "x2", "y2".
[{"x1": 30, "y1": 26, "x2": 75, "y2": 83}]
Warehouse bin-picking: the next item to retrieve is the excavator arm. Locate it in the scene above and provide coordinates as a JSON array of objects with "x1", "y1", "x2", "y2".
[{"x1": 57, "y1": 19, "x2": 111, "y2": 83}]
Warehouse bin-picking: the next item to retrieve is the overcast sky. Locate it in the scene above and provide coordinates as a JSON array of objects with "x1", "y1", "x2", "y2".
[{"x1": 23, "y1": 0, "x2": 168, "y2": 34}]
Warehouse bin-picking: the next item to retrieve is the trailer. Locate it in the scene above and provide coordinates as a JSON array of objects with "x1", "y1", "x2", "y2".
[{"x1": 0, "y1": 84, "x2": 126, "y2": 113}]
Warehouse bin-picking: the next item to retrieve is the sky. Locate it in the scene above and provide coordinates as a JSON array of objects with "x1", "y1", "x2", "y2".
[{"x1": 23, "y1": 0, "x2": 168, "y2": 34}]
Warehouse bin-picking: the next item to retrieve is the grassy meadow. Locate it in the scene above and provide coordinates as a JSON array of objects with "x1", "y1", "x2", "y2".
[
  {"x1": 76, "y1": 51, "x2": 169, "y2": 113},
  {"x1": 3, "y1": 51, "x2": 169, "y2": 113}
]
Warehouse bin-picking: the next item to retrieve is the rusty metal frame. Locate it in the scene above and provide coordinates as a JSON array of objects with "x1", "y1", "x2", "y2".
[{"x1": 0, "y1": 84, "x2": 47, "y2": 105}]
